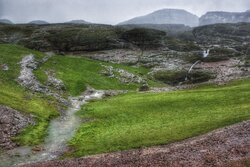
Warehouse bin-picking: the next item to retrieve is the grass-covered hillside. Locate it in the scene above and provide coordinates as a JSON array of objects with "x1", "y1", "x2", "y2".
[
  {"x1": 0, "y1": 44, "x2": 159, "y2": 145},
  {"x1": 68, "y1": 79, "x2": 250, "y2": 157},
  {"x1": 34, "y1": 54, "x2": 159, "y2": 96},
  {"x1": 0, "y1": 44, "x2": 60, "y2": 145}
]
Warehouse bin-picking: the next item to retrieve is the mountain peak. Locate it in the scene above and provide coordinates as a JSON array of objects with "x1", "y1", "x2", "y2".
[{"x1": 118, "y1": 8, "x2": 199, "y2": 27}]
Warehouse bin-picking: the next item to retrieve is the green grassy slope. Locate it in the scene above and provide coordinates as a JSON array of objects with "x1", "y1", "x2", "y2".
[
  {"x1": 35, "y1": 55, "x2": 156, "y2": 96},
  {"x1": 0, "y1": 44, "x2": 59, "y2": 145},
  {"x1": 68, "y1": 79, "x2": 250, "y2": 157},
  {"x1": 0, "y1": 44, "x2": 158, "y2": 145}
]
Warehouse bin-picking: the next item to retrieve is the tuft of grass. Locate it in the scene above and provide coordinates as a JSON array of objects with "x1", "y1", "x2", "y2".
[{"x1": 68, "y1": 79, "x2": 250, "y2": 157}]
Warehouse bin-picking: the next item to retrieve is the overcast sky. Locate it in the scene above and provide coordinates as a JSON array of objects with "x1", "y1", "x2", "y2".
[{"x1": 0, "y1": 0, "x2": 250, "y2": 24}]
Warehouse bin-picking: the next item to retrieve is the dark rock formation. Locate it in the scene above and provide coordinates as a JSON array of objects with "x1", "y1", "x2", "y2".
[
  {"x1": 193, "y1": 23, "x2": 250, "y2": 54},
  {"x1": 119, "y1": 9, "x2": 199, "y2": 27},
  {"x1": 200, "y1": 11, "x2": 250, "y2": 26},
  {"x1": 0, "y1": 105, "x2": 35, "y2": 150},
  {"x1": 119, "y1": 24, "x2": 192, "y2": 35}
]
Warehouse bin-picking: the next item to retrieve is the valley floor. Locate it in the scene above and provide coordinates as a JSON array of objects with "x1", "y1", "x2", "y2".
[{"x1": 23, "y1": 120, "x2": 250, "y2": 167}]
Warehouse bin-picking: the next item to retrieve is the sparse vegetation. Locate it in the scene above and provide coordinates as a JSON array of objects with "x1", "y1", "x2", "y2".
[
  {"x1": 187, "y1": 70, "x2": 215, "y2": 83},
  {"x1": 153, "y1": 70, "x2": 187, "y2": 85}
]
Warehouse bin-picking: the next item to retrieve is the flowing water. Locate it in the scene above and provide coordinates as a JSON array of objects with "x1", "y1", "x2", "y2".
[
  {"x1": 185, "y1": 49, "x2": 210, "y2": 81},
  {"x1": 0, "y1": 90, "x2": 104, "y2": 167}
]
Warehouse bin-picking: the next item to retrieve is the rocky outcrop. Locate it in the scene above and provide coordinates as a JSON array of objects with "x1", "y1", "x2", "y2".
[
  {"x1": 100, "y1": 65, "x2": 145, "y2": 84},
  {"x1": 17, "y1": 54, "x2": 69, "y2": 105},
  {"x1": 23, "y1": 120, "x2": 250, "y2": 167},
  {"x1": 119, "y1": 9, "x2": 199, "y2": 27},
  {"x1": 18, "y1": 54, "x2": 49, "y2": 93},
  {"x1": 195, "y1": 58, "x2": 250, "y2": 83},
  {"x1": 200, "y1": 11, "x2": 250, "y2": 26},
  {"x1": 45, "y1": 71, "x2": 65, "y2": 90},
  {"x1": 193, "y1": 23, "x2": 250, "y2": 55},
  {"x1": 0, "y1": 105, "x2": 35, "y2": 150}
]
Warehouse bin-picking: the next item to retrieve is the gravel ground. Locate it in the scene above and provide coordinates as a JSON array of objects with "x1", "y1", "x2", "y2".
[
  {"x1": 0, "y1": 105, "x2": 34, "y2": 150},
  {"x1": 23, "y1": 120, "x2": 250, "y2": 167}
]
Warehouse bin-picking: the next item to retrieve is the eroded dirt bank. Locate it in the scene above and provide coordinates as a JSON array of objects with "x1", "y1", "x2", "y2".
[{"x1": 23, "y1": 120, "x2": 250, "y2": 167}]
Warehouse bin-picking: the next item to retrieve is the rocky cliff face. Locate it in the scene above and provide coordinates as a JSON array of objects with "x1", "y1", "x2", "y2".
[
  {"x1": 119, "y1": 9, "x2": 199, "y2": 27},
  {"x1": 199, "y1": 10, "x2": 250, "y2": 26}
]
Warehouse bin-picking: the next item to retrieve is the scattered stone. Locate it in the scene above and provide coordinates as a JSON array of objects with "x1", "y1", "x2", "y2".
[
  {"x1": 103, "y1": 90, "x2": 128, "y2": 97},
  {"x1": 17, "y1": 54, "x2": 69, "y2": 106},
  {"x1": 46, "y1": 71, "x2": 65, "y2": 90},
  {"x1": 139, "y1": 84, "x2": 150, "y2": 92},
  {"x1": 101, "y1": 64, "x2": 146, "y2": 84},
  {"x1": 0, "y1": 105, "x2": 35, "y2": 150},
  {"x1": 1, "y1": 64, "x2": 9, "y2": 71},
  {"x1": 17, "y1": 54, "x2": 48, "y2": 93},
  {"x1": 32, "y1": 146, "x2": 44, "y2": 152}
]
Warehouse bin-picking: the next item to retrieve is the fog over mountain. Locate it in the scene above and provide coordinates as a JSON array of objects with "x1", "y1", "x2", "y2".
[{"x1": 0, "y1": 0, "x2": 250, "y2": 24}]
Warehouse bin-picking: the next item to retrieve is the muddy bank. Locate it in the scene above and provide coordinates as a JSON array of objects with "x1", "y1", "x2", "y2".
[{"x1": 23, "y1": 120, "x2": 250, "y2": 167}]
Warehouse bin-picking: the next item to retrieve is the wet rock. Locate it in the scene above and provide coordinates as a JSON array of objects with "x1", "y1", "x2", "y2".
[
  {"x1": 0, "y1": 105, "x2": 35, "y2": 150},
  {"x1": 32, "y1": 146, "x2": 44, "y2": 152}
]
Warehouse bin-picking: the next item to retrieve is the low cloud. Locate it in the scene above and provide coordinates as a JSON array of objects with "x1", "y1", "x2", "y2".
[{"x1": 0, "y1": 0, "x2": 249, "y2": 24}]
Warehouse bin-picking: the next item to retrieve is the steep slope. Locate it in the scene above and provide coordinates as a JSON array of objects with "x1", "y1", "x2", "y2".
[
  {"x1": 199, "y1": 10, "x2": 250, "y2": 26},
  {"x1": 193, "y1": 23, "x2": 250, "y2": 53},
  {"x1": 119, "y1": 9, "x2": 199, "y2": 27}
]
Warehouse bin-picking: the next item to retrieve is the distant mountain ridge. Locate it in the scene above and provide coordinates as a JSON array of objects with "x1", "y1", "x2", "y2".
[
  {"x1": 0, "y1": 19, "x2": 13, "y2": 24},
  {"x1": 28, "y1": 20, "x2": 49, "y2": 25},
  {"x1": 118, "y1": 9, "x2": 199, "y2": 27},
  {"x1": 199, "y1": 10, "x2": 250, "y2": 26},
  {"x1": 65, "y1": 20, "x2": 91, "y2": 24}
]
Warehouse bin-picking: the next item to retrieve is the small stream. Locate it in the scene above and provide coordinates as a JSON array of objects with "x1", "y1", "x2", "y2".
[{"x1": 0, "y1": 90, "x2": 104, "y2": 167}]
